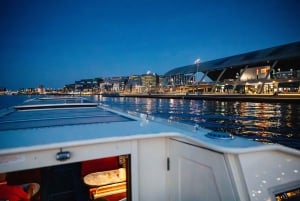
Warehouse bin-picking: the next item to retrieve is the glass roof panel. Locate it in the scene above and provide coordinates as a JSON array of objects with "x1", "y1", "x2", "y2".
[{"x1": 0, "y1": 107, "x2": 134, "y2": 131}]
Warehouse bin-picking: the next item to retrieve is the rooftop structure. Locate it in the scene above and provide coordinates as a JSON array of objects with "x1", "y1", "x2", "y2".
[
  {"x1": 164, "y1": 41, "x2": 300, "y2": 94},
  {"x1": 165, "y1": 41, "x2": 300, "y2": 79}
]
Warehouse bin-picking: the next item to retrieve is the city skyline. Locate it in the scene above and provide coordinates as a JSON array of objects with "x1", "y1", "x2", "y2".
[{"x1": 1, "y1": 0, "x2": 300, "y2": 90}]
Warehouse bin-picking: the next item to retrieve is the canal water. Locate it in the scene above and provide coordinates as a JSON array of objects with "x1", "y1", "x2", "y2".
[
  {"x1": 93, "y1": 95, "x2": 300, "y2": 150},
  {"x1": 0, "y1": 95, "x2": 299, "y2": 150}
]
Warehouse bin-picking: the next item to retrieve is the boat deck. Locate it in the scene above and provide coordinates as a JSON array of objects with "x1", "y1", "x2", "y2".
[
  {"x1": 0, "y1": 96, "x2": 276, "y2": 153},
  {"x1": 1, "y1": 97, "x2": 300, "y2": 201}
]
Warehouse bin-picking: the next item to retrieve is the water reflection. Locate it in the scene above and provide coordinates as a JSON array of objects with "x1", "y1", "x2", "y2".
[{"x1": 95, "y1": 96, "x2": 300, "y2": 149}]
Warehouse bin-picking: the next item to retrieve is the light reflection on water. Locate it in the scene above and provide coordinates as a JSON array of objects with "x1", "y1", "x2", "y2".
[{"x1": 94, "y1": 96, "x2": 300, "y2": 149}]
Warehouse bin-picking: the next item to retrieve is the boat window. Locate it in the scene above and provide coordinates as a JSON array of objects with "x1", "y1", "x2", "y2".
[{"x1": 0, "y1": 155, "x2": 131, "y2": 201}]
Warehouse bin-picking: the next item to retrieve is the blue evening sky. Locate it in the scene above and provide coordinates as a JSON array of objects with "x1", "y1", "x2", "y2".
[{"x1": 1, "y1": 0, "x2": 300, "y2": 90}]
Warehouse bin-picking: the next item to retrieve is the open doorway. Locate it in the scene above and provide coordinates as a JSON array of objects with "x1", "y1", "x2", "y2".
[
  {"x1": 1, "y1": 154, "x2": 131, "y2": 201},
  {"x1": 81, "y1": 155, "x2": 131, "y2": 201}
]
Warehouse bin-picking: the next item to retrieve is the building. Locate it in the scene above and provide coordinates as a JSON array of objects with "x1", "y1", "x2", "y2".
[
  {"x1": 141, "y1": 73, "x2": 160, "y2": 93},
  {"x1": 0, "y1": 87, "x2": 6, "y2": 95},
  {"x1": 126, "y1": 75, "x2": 142, "y2": 93},
  {"x1": 164, "y1": 41, "x2": 300, "y2": 94},
  {"x1": 101, "y1": 76, "x2": 128, "y2": 93}
]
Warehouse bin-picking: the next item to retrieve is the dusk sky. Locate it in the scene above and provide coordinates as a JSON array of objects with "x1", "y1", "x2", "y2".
[{"x1": 1, "y1": 0, "x2": 300, "y2": 90}]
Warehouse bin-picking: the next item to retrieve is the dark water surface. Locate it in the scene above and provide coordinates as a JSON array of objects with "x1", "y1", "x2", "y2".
[
  {"x1": 1, "y1": 95, "x2": 300, "y2": 150},
  {"x1": 93, "y1": 95, "x2": 300, "y2": 150}
]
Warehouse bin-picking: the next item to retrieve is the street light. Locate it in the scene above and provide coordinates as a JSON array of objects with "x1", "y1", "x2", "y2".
[
  {"x1": 194, "y1": 58, "x2": 201, "y2": 83},
  {"x1": 194, "y1": 58, "x2": 201, "y2": 65}
]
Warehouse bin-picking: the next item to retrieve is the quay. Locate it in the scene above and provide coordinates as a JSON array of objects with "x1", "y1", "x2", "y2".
[{"x1": 104, "y1": 93, "x2": 300, "y2": 103}]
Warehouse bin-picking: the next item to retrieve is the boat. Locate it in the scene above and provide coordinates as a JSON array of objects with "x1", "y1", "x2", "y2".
[{"x1": 0, "y1": 96, "x2": 299, "y2": 201}]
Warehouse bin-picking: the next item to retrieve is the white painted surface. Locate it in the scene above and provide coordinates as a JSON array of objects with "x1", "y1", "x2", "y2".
[
  {"x1": 1, "y1": 101, "x2": 300, "y2": 201},
  {"x1": 0, "y1": 135, "x2": 299, "y2": 201},
  {"x1": 0, "y1": 140, "x2": 132, "y2": 173},
  {"x1": 137, "y1": 138, "x2": 168, "y2": 201},
  {"x1": 239, "y1": 150, "x2": 300, "y2": 201},
  {"x1": 167, "y1": 139, "x2": 237, "y2": 201}
]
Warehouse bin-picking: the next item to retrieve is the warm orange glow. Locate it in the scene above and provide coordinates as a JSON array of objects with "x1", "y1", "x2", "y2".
[
  {"x1": 261, "y1": 68, "x2": 268, "y2": 74},
  {"x1": 275, "y1": 188, "x2": 300, "y2": 201}
]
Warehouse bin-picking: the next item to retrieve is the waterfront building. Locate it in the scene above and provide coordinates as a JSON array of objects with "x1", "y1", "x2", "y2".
[
  {"x1": 141, "y1": 73, "x2": 160, "y2": 93},
  {"x1": 17, "y1": 88, "x2": 37, "y2": 95},
  {"x1": 0, "y1": 87, "x2": 6, "y2": 95},
  {"x1": 164, "y1": 41, "x2": 300, "y2": 95},
  {"x1": 122, "y1": 74, "x2": 163, "y2": 94},
  {"x1": 63, "y1": 84, "x2": 76, "y2": 94},
  {"x1": 72, "y1": 78, "x2": 104, "y2": 94},
  {"x1": 37, "y1": 85, "x2": 45, "y2": 94},
  {"x1": 100, "y1": 76, "x2": 128, "y2": 93},
  {"x1": 126, "y1": 75, "x2": 142, "y2": 93}
]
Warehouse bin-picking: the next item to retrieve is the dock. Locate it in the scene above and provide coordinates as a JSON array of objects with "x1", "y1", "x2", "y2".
[{"x1": 103, "y1": 93, "x2": 300, "y2": 103}]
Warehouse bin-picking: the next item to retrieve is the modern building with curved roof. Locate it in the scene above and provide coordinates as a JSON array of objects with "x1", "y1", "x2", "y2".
[{"x1": 164, "y1": 41, "x2": 300, "y2": 94}]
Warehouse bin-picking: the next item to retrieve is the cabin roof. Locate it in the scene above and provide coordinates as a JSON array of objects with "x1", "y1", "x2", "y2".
[
  {"x1": 0, "y1": 107, "x2": 133, "y2": 131},
  {"x1": 0, "y1": 97, "x2": 134, "y2": 131}
]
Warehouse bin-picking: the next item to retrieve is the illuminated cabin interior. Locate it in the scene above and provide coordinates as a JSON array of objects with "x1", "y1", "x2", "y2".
[{"x1": 5, "y1": 155, "x2": 130, "y2": 201}]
